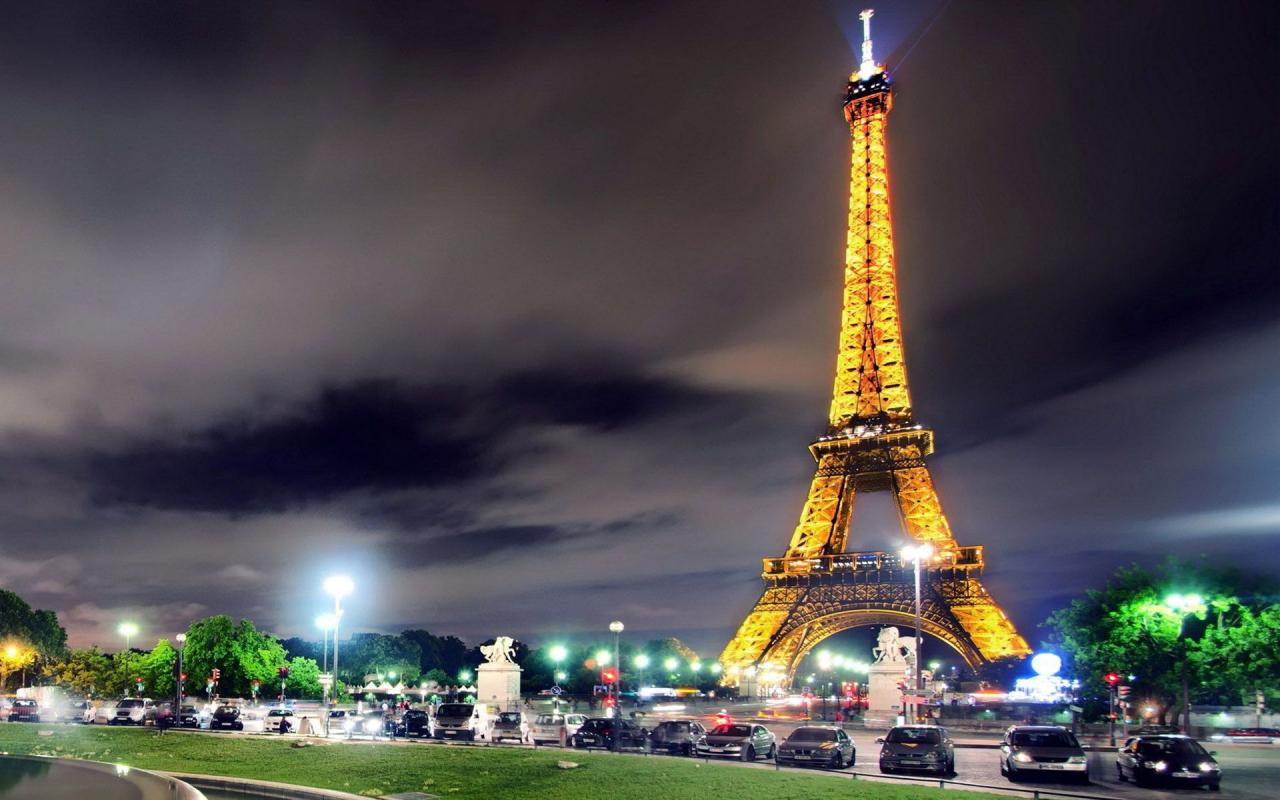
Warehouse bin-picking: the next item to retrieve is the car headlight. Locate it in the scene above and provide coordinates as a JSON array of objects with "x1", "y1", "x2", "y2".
[
  {"x1": 1152, "y1": 760, "x2": 1168, "y2": 772},
  {"x1": 1014, "y1": 752, "x2": 1033, "y2": 763},
  {"x1": 725, "y1": 744, "x2": 742, "y2": 750},
  {"x1": 921, "y1": 752, "x2": 939, "y2": 760},
  {"x1": 1068, "y1": 756, "x2": 1087, "y2": 764},
  {"x1": 364, "y1": 719, "x2": 381, "y2": 734},
  {"x1": 1199, "y1": 762, "x2": 1218, "y2": 772}
]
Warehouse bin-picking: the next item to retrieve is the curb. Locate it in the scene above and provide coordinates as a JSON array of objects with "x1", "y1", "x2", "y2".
[{"x1": 163, "y1": 771, "x2": 366, "y2": 800}]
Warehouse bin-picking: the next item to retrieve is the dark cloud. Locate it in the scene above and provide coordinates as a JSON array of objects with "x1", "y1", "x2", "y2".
[{"x1": 84, "y1": 366, "x2": 741, "y2": 514}]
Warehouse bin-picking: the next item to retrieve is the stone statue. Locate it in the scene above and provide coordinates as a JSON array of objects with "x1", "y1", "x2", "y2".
[
  {"x1": 480, "y1": 636, "x2": 517, "y2": 665},
  {"x1": 872, "y1": 626, "x2": 916, "y2": 664}
]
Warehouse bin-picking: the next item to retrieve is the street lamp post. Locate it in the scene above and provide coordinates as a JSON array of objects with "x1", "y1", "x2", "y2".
[
  {"x1": 900, "y1": 544, "x2": 934, "y2": 722},
  {"x1": 175, "y1": 633, "x2": 187, "y2": 715},
  {"x1": 323, "y1": 576, "x2": 354, "y2": 737},
  {"x1": 609, "y1": 621, "x2": 624, "y2": 715}
]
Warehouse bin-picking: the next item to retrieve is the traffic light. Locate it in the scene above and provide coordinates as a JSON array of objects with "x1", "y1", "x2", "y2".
[
  {"x1": 211, "y1": 668, "x2": 221, "y2": 681},
  {"x1": 1104, "y1": 672, "x2": 1120, "y2": 686},
  {"x1": 278, "y1": 666, "x2": 291, "y2": 679},
  {"x1": 1118, "y1": 685, "x2": 1131, "y2": 699},
  {"x1": 601, "y1": 667, "x2": 618, "y2": 684}
]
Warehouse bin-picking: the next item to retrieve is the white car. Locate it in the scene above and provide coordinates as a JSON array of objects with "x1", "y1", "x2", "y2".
[
  {"x1": 527, "y1": 713, "x2": 588, "y2": 744},
  {"x1": 263, "y1": 709, "x2": 296, "y2": 733},
  {"x1": 109, "y1": 698, "x2": 156, "y2": 726},
  {"x1": 89, "y1": 702, "x2": 117, "y2": 724}
]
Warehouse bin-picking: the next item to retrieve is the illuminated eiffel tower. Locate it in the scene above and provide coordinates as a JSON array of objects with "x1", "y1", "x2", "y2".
[{"x1": 719, "y1": 10, "x2": 1029, "y2": 687}]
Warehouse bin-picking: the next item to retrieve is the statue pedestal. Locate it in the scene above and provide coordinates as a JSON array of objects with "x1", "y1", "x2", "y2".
[
  {"x1": 476, "y1": 661, "x2": 522, "y2": 711},
  {"x1": 864, "y1": 661, "x2": 907, "y2": 727}
]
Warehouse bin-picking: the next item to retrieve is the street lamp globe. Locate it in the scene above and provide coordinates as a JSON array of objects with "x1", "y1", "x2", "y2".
[
  {"x1": 595, "y1": 650, "x2": 611, "y2": 666},
  {"x1": 548, "y1": 644, "x2": 568, "y2": 664},
  {"x1": 633, "y1": 653, "x2": 651, "y2": 669},
  {"x1": 663, "y1": 657, "x2": 678, "y2": 672},
  {"x1": 175, "y1": 633, "x2": 186, "y2": 644},
  {"x1": 323, "y1": 575, "x2": 354, "y2": 599},
  {"x1": 609, "y1": 621, "x2": 625, "y2": 634}
]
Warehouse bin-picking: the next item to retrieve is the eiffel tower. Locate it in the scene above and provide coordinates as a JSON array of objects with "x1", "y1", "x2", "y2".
[{"x1": 719, "y1": 10, "x2": 1029, "y2": 688}]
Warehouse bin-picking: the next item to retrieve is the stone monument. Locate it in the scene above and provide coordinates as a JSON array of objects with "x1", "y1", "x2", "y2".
[
  {"x1": 865, "y1": 626, "x2": 914, "y2": 726},
  {"x1": 476, "y1": 636, "x2": 522, "y2": 711}
]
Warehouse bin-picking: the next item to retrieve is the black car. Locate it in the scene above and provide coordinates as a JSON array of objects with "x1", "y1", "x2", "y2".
[
  {"x1": 571, "y1": 718, "x2": 650, "y2": 751},
  {"x1": 1117, "y1": 734, "x2": 1221, "y2": 790},
  {"x1": 8, "y1": 699, "x2": 40, "y2": 722},
  {"x1": 878, "y1": 725, "x2": 955, "y2": 774},
  {"x1": 209, "y1": 704, "x2": 244, "y2": 731},
  {"x1": 392, "y1": 709, "x2": 431, "y2": 738},
  {"x1": 648, "y1": 720, "x2": 707, "y2": 756}
]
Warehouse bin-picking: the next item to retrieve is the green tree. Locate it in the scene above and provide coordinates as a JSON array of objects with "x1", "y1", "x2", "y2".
[
  {"x1": 48, "y1": 647, "x2": 113, "y2": 697},
  {"x1": 141, "y1": 639, "x2": 178, "y2": 699},
  {"x1": 1046, "y1": 560, "x2": 1279, "y2": 724},
  {"x1": 283, "y1": 656, "x2": 322, "y2": 699},
  {"x1": 181, "y1": 615, "x2": 289, "y2": 699}
]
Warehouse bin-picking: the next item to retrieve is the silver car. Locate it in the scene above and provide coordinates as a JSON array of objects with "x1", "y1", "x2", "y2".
[
  {"x1": 776, "y1": 726, "x2": 854, "y2": 769},
  {"x1": 1000, "y1": 725, "x2": 1089, "y2": 784},
  {"x1": 696, "y1": 723, "x2": 776, "y2": 762}
]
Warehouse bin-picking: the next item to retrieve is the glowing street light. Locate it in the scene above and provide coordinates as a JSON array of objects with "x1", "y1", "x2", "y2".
[
  {"x1": 323, "y1": 575, "x2": 354, "y2": 738},
  {"x1": 664, "y1": 657, "x2": 679, "y2": 672},
  {"x1": 555, "y1": 670, "x2": 567, "y2": 682},
  {"x1": 459, "y1": 669, "x2": 473, "y2": 683},
  {"x1": 710, "y1": 663, "x2": 723, "y2": 675},
  {"x1": 633, "y1": 653, "x2": 651, "y2": 670},
  {"x1": 900, "y1": 543, "x2": 934, "y2": 722},
  {"x1": 118, "y1": 622, "x2": 139, "y2": 651},
  {"x1": 548, "y1": 644, "x2": 568, "y2": 665}
]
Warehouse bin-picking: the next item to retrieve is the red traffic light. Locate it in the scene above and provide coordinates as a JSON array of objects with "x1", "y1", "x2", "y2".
[
  {"x1": 601, "y1": 667, "x2": 618, "y2": 684},
  {"x1": 1104, "y1": 672, "x2": 1121, "y2": 686},
  {"x1": 179, "y1": 673, "x2": 188, "y2": 681}
]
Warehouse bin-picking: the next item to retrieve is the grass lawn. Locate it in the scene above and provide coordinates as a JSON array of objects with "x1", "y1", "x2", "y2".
[{"x1": 0, "y1": 724, "x2": 1003, "y2": 799}]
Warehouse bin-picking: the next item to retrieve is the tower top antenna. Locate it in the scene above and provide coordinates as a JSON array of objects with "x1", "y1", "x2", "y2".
[{"x1": 858, "y1": 9, "x2": 880, "y2": 81}]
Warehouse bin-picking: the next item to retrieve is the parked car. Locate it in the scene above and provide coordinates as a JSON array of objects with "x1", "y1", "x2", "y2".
[
  {"x1": 696, "y1": 723, "x2": 776, "y2": 762},
  {"x1": 391, "y1": 709, "x2": 431, "y2": 738},
  {"x1": 56, "y1": 700, "x2": 92, "y2": 724},
  {"x1": 490, "y1": 711, "x2": 524, "y2": 743},
  {"x1": 8, "y1": 699, "x2": 40, "y2": 722},
  {"x1": 1117, "y1": 734, "x2": 1221, "y2": 790},
  {"x1": 431, "y1": 703, "x2": 478, "y2": 741},
  {"x1": 209, "y1": 704, "x2": 244, "y2": 731},
  {"x1": 109, "y1": 698, "x2": 156, "y2": 726},
  {"x1": 776, "y1": 725, "x2": 854, "y2": 769},
  {"x1": 878, "y1": 725, "x2": 955, "y2": 774},
  {"x1": 1209, "y1": 728, "x2": 1280, "y2": 744},
  {"x1": 263, "y1": 708, "x2": 296, "y2": 733},
  {"x1": 88, "y1": 702, "x2": 116, "y2": 724},
  {"x1": 999, "y1": 725, "x2": 1089, "y2": 784},
  {"x1": 570, "y1": 718, "x2": 650, "y2": 751},
  {"x1": 648, "y1": 719, "x2": 707, "y2": 756}
]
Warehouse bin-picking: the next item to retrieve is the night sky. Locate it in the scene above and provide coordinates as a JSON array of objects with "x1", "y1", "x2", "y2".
[{"x1": 0, "y1": 1, "x2": 1275, "y2": 658}]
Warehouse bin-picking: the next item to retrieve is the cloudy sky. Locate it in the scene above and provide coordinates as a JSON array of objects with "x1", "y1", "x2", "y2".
[{"x1": 0, "y1": 0, "x2": 1275, "y2": 658}]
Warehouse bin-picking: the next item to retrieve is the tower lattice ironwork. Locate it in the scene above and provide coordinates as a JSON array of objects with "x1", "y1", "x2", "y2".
[{"x1": 719, "y1": 10, "x2": 1029, "y2": 687}]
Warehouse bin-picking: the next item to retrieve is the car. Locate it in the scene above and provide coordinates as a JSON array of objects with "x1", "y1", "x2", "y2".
[
  {"x1": 263, "y1": 708, "x2": 296, "y2": 733},
  {"x1": 8, "y1": 699, "x2": 40, "y2": 722},
  {"x1": 1117, "y1": 734, "x2": 1221, "y2": 790},
  {"x1": 571, "y1": 718, "x2": 650, "y2": 752},
  {"x1": 776, "y1": 725, "x2": 855, "y2": 769},
  {"x1": 348, "y1": 711, "x2": 387, "y2": 738},
  {"x1": 648, "y1": 719, "x2": 708, "y2": 756},
  {"x1": 490, "y1": 711, "x2": 525, "y2": 743},
  {"x1": 878, "y1": 725, "x2": 955, "y2": 774},
  {"x1": 527, "y1": 713, "x2": 568, "y2": 745},
  {"x1": 55, "y1": 700, "x2": 92, "y2": 724},
  {"x1": 88, "y1": 702, "x2": 116, "y2": 724},
  {"x1": 209, "y1": 704, "x2": 244, "y2": 731},
  {"x1": 391, "y1": 708, "x2": 431, "y2": 738},
  {"x1": 431, "y1": 702, "x2": 478, "y2": 740},
  {"x1": 999, "y1": 725, "x2": 1089, "y2": 784},
  {"x1": 1210, "y1": 727, "x2": 1280, "y2": 744},
  {"x1": 108, "y1": 698, "x2": 156, "y2": 726},
  {"x1": 696, "y1": 723, "x2": 776, "y2": 762}
]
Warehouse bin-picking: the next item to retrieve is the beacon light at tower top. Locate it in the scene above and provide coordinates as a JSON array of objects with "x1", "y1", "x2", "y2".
[{"x1": 857, "y1": 9, "x2": 884, "y2": 82}]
